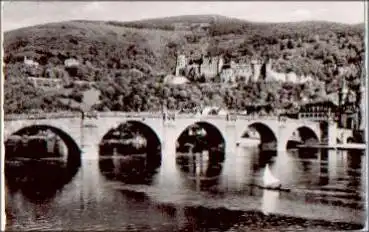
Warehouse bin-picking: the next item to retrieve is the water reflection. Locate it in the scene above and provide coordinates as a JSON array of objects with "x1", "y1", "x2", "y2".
[
  {"x1": 5, "y1": 159, "x2": 80, "y2": 203},
  {"x1": 175, "y1": 122, "x2": 226, "y2": 191},
  {"x1": 98, "y1": 121, "x2": 162, "y2": 184},
  {"x1": 5, "y1": 140, "x2": 366, "y2": 230},
  {"x1": 252, "y1": 150, "x2": 277, "y2": 172},
  {"x1": 5, "y1": 127, "x2": 81, "y2": 203},
  {"x1": 98, "y1": 152, "x2": 161, "y2": 184},
  {"x1": 261, "y1": 189, "x2": 280, "y2": 215},
  {"x1": 319, "y1": 149, "x2": 329, "y2": 186},
  {"x1": 176, "y1": 150, "x2": 223, "y2": 190}
]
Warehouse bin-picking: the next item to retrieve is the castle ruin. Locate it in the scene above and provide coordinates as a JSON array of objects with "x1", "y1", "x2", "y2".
[{"x1": 174, "y1": 54, "x2": 315, "y2": 84}]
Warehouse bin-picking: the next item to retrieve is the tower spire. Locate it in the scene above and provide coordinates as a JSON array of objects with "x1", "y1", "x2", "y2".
[
  {"x1": 359, "y1": 60, "x2": 366, "y2": 131},
  {"x1": 341, "y1": 76, "x2": 348, "y2": 105}
]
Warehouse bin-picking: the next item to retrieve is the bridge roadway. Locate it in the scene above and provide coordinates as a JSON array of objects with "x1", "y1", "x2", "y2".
[{"x1": 4, "y1": 111, "x2": 345, "y2": 156}]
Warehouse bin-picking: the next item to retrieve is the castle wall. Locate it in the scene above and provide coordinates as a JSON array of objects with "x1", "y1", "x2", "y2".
[
  {"x1": 175, "y1": 54, "x2": 317, "y2": 84},
  {"x1": 200, "y1": 57, "x2": 219, "y2": 79}
]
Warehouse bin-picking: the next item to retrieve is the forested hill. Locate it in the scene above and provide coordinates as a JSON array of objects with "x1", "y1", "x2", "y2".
[{"x1": 3, "y1": 15, "x2": 365, "y2": 114}]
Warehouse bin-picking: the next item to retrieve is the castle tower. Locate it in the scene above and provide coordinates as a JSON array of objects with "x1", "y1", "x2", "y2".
[
  {"x1": 175, "y1": 54, "x2": 187, "y2": 76},
  {"x1": 338, "y1": 77, "x2": 349, "y2": 128},
  {"x1": 211, "y1": 57, "x2": 217, "y2": 77},
  {"x1": 251, "y1": 60, "x2": 261, "y2": 82},
  {"x1": 341, "y1": 77, "x2": 349, "y2": 104},
  {"x1": 265, "y1": 58, "x2": 272, "y2": 77},
  {"x1": 359, "y1": 66, "x2": 366, "y2": 131},
  {"x1": 217, "y1": 55, "x2": 224, "y2": 74}
]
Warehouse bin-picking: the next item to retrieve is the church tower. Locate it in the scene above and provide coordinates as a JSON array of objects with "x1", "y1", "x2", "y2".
[
  {"x1": 175, "y1": 54, "x2": 187, "y2": 76},
  {"x1": 338, "y1": 77, "x2": 349, "y2": 128},
  {"x1": 359, "y1": 65, "x2": 366, "y2": 132}
]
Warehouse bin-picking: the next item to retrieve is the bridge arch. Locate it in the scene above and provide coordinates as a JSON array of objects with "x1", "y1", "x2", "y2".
[
  {"x1": 242, "y1": 122, "x2": 278, "y2": 146},
  {"x1": 176, "y1": 121, "x2": 225, "y2": 147},
  {"x1": 99, "y1": 120, "x2": 162, "y2": 160},
  {"x1": 5, "y1": 124, "x2": 81, "y2": 161},
  {"x1": 347, "y1": 136, "x2": 355, "y2": 143},
  {"x1": 175, "y1": 121, "x2": 226, "y2": 181},
  {"x1": 5, "y1": 124, "x2": 81, "y2": 202},
  {"x1": 175, "y1": 121, "x2": 226, "y2": 161},
  {"x1": 101, "y1": 120, "x2": 161, "y2": 146},
  {"x1": 284, "y1": 124, "x2": 320, "y2": 150},
  {"x1": 98, "y1": 120, "x2": 162, "y2": 183}
]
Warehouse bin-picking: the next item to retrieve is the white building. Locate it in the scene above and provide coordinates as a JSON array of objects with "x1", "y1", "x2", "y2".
[
  {"x1": 163, "y1": 75, "x2": 190, "y2": 85},
  {"x1": 64, "y1": 58, "x2": 80, "y2": 67},
  {"x1": 24, "y1": 56, "x2": 39, "y2": 67}
]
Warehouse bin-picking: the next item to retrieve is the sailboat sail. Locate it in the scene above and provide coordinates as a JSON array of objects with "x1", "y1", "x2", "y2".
[{"x1": 263, "y1": 164, "x2": 281, "y2": 188}]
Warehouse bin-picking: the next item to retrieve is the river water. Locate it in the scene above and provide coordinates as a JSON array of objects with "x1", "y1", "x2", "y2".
[{"x1": 5, "y1": 143, "x2": 367, "y2": 231}]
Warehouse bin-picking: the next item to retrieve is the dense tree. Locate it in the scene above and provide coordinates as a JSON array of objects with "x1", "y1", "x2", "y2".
[{"x1": 3, "y1": 18, "x2": 364, "y2": 114}]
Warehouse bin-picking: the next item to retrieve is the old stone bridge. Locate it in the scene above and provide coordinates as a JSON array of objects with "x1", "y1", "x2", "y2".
[{"x1": 4, "y1": 111, "x2": 342, "y2": 158}]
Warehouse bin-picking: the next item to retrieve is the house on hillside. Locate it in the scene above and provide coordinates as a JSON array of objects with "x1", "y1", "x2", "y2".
[
  {"x1": 24, "y1": 56, "x2": 39, "y2": 67},
  {"x1": 201, "y1": 106, "x2": 228, "y2": 116},
  {"x1": 163, "y1": 74, "x2": 190, "y2": 85},
  {"x1": 64, "y1": 58, "x2": 80, "y2": 67},
  {"x1": 190, "y1": 23, "x2": 211, "y2": 35},
  {"x1": 27, "y1": 77, "x2": 63, "y2": 89}
]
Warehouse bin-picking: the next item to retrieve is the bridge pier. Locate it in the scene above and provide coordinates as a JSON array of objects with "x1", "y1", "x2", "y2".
[
  {"x1": 328, "y1": 121, "x2": 338, "y2": 146},
  {"x1": 225, "y1": 124, "x2": 237, "y2": 154},
  {"x1": 277, "y1": 125, "x2": 288, "y2": 152},
  {"x1": 154, "y1": 122, "x2": 181, "y2": 190},
  {"x1": 276, "y1": 142, "x2": 287, "y2": 152}
]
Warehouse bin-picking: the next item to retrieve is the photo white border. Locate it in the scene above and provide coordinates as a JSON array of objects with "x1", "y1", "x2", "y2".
[
  {"x1": 1, "y1": 1, "x2": 5, "y2": 230},
  {"x1": 364, "y1": 0, "x2": 369, "y2": 230},
  {"x1": 0, "y1": 1, "x2": 368, "y2": 231}
]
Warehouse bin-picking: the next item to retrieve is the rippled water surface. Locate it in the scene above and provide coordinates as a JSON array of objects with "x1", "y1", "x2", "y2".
[{"x1": 5, "y1": 143, "x2": 366, "y2": 231}]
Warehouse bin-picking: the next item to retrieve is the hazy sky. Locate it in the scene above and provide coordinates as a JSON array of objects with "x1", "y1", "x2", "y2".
[{"x1": 2, "y1": 1, "x2": 366, "y2": 32}]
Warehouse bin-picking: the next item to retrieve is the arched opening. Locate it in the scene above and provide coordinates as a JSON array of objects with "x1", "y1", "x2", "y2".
[
  {"x1": 286, "y1": 126, "x2": 320, "y2": 151},
  {"x1": 4, "y1": 125, "x2": 81, "y2": 202},
  {"x1": 175, "y1": 122, "x2": 225, "y2": 187},
  {"x1": 241, "y1": 122, "x2": 277, "y2": 151},
  {"x1": 98, "y1": 121, "x2": 161, "y2": 184},
  {"x1": 251, "y1": 150, "x2": 278, "y2": 172},
  {"x1": 347, "y1": 137, "x2": 355, "y2": 143}
]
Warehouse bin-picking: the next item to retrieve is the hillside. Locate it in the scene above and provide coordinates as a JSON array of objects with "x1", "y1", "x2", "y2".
[{"x1": 3, "y1": 15, "x2": 365, "y2": 114}]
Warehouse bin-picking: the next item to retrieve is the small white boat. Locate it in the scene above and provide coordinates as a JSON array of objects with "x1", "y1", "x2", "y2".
[{"x1": 262, "y1": 164, "x2": 281, "y2": 189}]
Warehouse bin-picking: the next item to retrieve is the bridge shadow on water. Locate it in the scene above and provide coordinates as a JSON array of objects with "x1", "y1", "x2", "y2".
[
  {"x1": 176, "y1": 151, "x2": 224, "y2": 190},
  {"x1": 5, "y1": 126, "x2": 81, "y2": 203}
]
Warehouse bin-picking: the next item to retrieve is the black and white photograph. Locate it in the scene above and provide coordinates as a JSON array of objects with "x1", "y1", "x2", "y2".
[{"x1": 1, "y1": 1, "x2": 367, "y2": 231}]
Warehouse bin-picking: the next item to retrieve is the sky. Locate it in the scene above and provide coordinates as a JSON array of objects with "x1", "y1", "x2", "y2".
[{"x1": 2, "y1": 1, "x2": 366, "y2": 32}]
